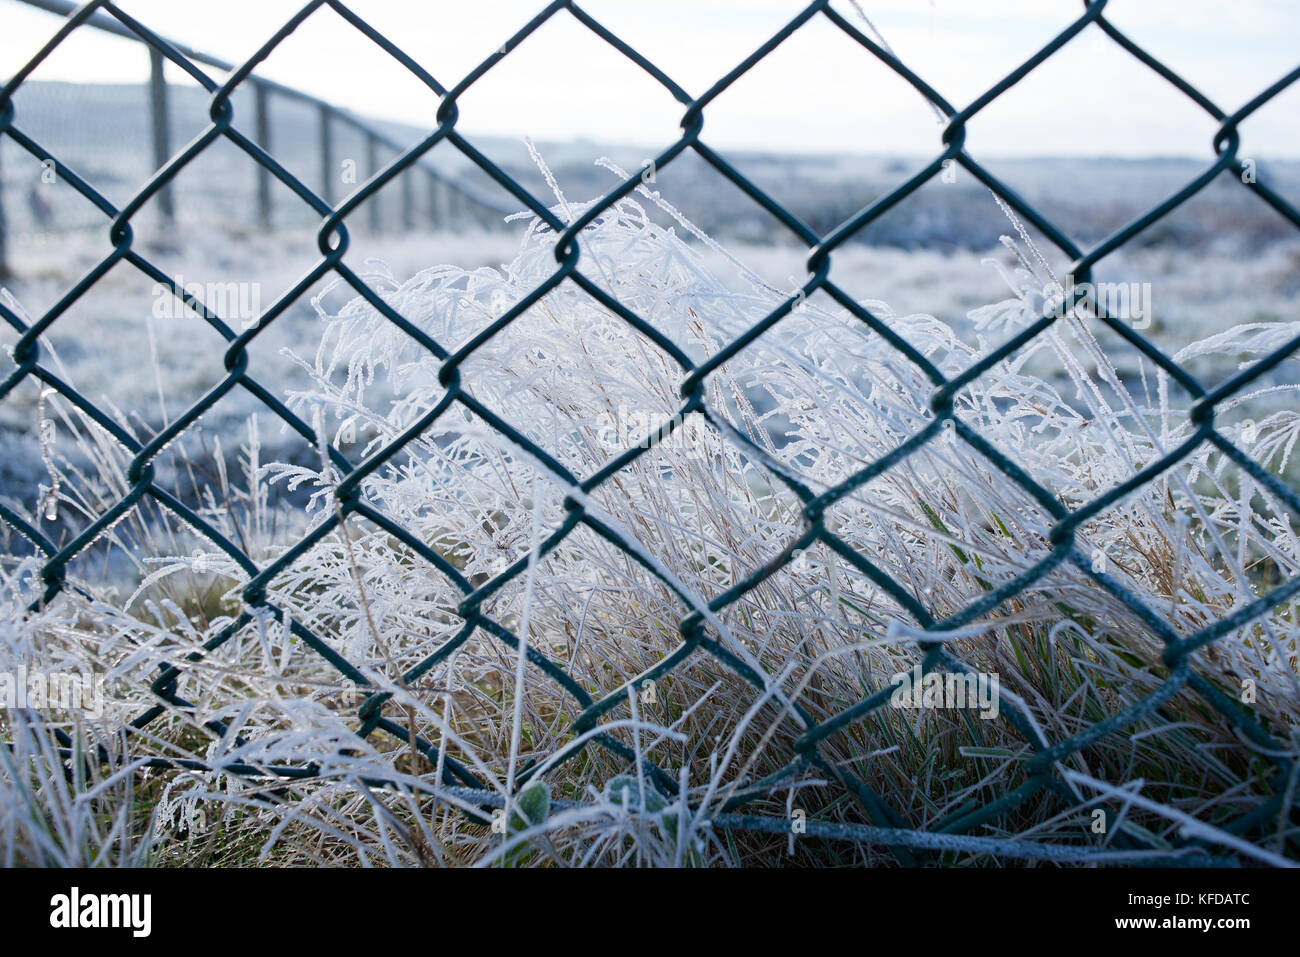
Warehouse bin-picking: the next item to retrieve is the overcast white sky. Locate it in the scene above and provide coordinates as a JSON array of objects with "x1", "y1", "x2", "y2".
[{"x1": 4, "y1": 0, "x2": 1299, "y2": 158}]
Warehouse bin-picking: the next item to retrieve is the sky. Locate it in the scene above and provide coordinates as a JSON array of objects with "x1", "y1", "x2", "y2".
[{"x1": 4, "y1": 0, "x2": 1299, "y2": 159}]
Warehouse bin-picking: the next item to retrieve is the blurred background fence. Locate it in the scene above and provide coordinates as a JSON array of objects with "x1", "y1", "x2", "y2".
[{"x1": 0, "y1": 0, "x2": 511, "y2": 275}]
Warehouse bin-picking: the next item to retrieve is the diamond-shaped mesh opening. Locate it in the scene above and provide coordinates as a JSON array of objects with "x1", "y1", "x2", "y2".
[{"x1": 692, "y1": 14, "x2": 943, "y2": 197}]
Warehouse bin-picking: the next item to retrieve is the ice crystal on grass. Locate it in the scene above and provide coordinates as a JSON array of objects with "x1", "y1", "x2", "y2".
[{"x1": 4, "y1": 165, "x2": 1299, "y2": 866}]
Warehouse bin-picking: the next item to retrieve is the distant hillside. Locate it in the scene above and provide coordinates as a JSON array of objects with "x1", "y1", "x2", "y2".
[
  {"x1": 4, "y1": 81, "x2": 1299, "y2": 251},
  {"x1": 0, "y1": 81, "x2": 489, "y2": 237}
]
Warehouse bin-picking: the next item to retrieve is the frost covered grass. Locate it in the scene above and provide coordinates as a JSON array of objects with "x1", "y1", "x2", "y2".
[
  {"x1": 3, "y1": 164, "x2": 1300, "y2": 866},
  {"x1": 0, "y1": 572, "x2": 158, "y2": 867}
]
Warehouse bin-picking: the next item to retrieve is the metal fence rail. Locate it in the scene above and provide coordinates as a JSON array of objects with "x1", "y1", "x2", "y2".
[
  {"x1": 0, "y1": 0, "x2": 511, "y2": 273},
  {"x1": 2, "y1": 0, "x2": 1299, "y2": 864}
]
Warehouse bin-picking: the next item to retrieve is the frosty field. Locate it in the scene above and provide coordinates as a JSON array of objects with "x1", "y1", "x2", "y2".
[
  {"x1": 5, "y1": 210, "x2": 1299, "y2": 519},
  {"x1": 2, "y1": 62, "x2": 1300, "y2": 868}
]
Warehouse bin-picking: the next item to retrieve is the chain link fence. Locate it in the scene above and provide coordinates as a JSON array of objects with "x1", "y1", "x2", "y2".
[
  {"x1": 0, "y1": 0, "x2": 509, "y2": 270},
  {"x1": 2, "y1": 0, "x2": 1299, "y2": 864}
]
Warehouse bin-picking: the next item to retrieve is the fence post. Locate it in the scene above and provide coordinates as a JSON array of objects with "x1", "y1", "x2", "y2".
[
  {"x1": 401, "y1": 166, "x2": 414, "y2": 232},
  {"x1": 148, "y1": 46, "x2": 174, "y2": 226},
  {"x1": 366, "y1": 132, "x2": 380, "y2": 232},
  {"x1": 318, "y1": 104, "x2": 333, "y2": 206},
  {"x1": 255, "y1": 82, "x2": 272, "y2": 229},
  {"x1": 0, "y1": 140, "x2": 7, "y2": 280},
  {"x1": 428, "y1": 172, "x2": 443, "y2": 229}
]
